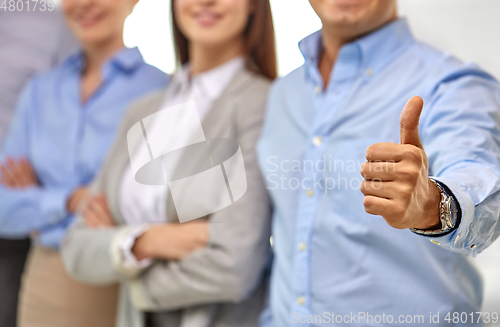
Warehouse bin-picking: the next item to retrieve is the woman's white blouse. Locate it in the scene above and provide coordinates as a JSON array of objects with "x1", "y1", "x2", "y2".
[{"x1": 116, "y1": 57, "x2": 245, "y2": 268}]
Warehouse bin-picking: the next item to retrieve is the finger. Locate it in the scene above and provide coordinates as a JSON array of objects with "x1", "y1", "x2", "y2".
[
  {"x1": 97, "y1": 196, "x2": 114, "y2": 226},
  {"x1": 72, "y1": 190, "x2": 91, "y2": 213},
  {"x1": 19, "y1": 158, "x2": 37, "y2": 185},
  {"x1": 10, "y1": 159, "x2": 30, "y2": 185},
  {"x1": 69, "y1": 192, "x2": 87, "y2": 213},
  {"x1": 360, "y1": 180, "x2": 397, "y2": 199},
  {"x1": 366, "y1": 142, "x2": 424, "y2": 165},
  {"x1": 363, "y1": 195, "x2": 398, "y2": 218},
  {"x1": 18, "y1": 159, "x2": 31, "y2": 183},
  {"x1": 0, "y1": 165, "x2": 17, "y2": 186},
  {"x1": 365, "y1": 143, "x2": 405, "y2": 162},
  {"x1": 89, "y1": 199, "x2": 107, "y2": 217},
  {"x1": 67, "y1": 194, "x2": 79, "y2": 213},
  {"x1": 5, "y1": 161, "x2": 22, "y2": 187},
  {"x1": 360, "y1": 161, "x2": 397, "y2": 181},
  {"x1": 83, "y1": 208, "x2": 100, "y2": 229},
  {"x1": 399, "y1": 96, "x2": 424, "y2": 149},
  {"x1": 95, "y1": 194, "x2": 108, "y2": 209},
  {"x1": 88, "y1": 200, "x2": 113, "y2": 226},
  {"x1": 363, "y1": 196, "x2": 407, "y2": 229},
  {"x1": 75, "y1": 195, "x2": 90, "y2": 214}
]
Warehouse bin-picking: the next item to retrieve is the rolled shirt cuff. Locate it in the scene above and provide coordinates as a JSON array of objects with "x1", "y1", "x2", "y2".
[
  {"x1": 39, "y1": 188, "x2": 72, "y2": 225},
  {"x1": 110, "y1": 225, "x2": 152, "y2": 278},
  {"x1": 424, "y1": 176, "x2": 480, "y2": 255}
]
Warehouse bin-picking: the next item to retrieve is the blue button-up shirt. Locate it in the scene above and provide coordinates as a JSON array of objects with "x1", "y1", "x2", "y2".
[
  {"x1": 0, "y1": 47, "x2": 169, "y2": 249},
  {"x1": 257, "y1": 19, "x2": 500, "y2": 327},
  {"x1": 0, "y1": 9, "x2": 77, "y2": 145}
]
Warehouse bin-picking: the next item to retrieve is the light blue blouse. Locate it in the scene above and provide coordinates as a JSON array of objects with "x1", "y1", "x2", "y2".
[{"x1": 0, "y1": 47, "x2": 169, "y2": 249}]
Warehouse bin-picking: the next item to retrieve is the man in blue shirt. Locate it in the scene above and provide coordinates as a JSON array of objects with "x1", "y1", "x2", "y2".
[{"x1": 257, "y1": 1, "x2": 500, "y2": 326}]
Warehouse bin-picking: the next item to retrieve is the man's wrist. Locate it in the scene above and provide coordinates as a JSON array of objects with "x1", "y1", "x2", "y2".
[
  {"x1": 410, "y1": 179, "x2": 459, "y2": 236},
  {"x1": 414, "y1": 179, "x2": 442, "y2": 230}
]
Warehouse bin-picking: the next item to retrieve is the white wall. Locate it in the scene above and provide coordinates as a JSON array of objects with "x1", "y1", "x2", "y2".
[
  {"x1": 124, "y1": 0, "x2": 500, "y2": 79},
  {"x1": 399, "y1": 0, "x2": 500, "y2": 80},
  {"x1": 124, "y1": 0, "x2": 500, "y2": 315},
  {"x1": 123, "y1": 0, "x2": 321, "y2": 76}
]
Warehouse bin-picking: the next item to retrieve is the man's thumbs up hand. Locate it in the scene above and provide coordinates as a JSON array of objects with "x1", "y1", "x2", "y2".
[
  {"x1": 400, "y1": 96, "x2": 424, "y2": 148},
  {"x1": 360, "y1": 96, "x2": 441, "y2": 230}
]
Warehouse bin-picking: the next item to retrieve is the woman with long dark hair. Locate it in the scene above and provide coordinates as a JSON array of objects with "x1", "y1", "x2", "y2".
[{"x1": 62, "y1": 0, "x2": 276, "y2": 326}]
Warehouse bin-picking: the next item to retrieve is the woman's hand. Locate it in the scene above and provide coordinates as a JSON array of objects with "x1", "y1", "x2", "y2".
[
  {"x1": 82, "y1": 194, "x2": 115, "y2": 228},
  {"x1": 0, "y1": 157, "x2": 38, "y2": 188},
  {"x1": 132, "y1": 221, "x2": 209, "y2": 261},
  {"x1": 67, "y1": 187, "x2": 91, "y2": 213}
]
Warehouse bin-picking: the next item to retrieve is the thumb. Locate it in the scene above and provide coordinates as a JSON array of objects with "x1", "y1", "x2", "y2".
[{"x1": 399, "y1": 96, "x2": 424, "y2": 148}]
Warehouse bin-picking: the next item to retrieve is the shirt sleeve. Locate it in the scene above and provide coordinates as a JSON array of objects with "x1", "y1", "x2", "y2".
[
  {"x1": 419, "y1": 69, "x2": 500, "y2": 256},
  {"x1": 0, "y1": 81, "x2": 72, "y2": 238},
  {"x1": 34, "y1": 215, "x2": 75, "y2": 249}
]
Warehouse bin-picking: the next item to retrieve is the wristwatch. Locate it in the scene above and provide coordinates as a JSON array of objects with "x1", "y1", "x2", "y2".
[{"x1": 410, "y1": 179, "x2": 459, "y2": 236}]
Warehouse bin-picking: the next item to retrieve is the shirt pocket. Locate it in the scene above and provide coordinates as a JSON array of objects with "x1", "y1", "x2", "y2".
[{"x1": 323, "y1": 137, "x2": 394, "y2": 225}]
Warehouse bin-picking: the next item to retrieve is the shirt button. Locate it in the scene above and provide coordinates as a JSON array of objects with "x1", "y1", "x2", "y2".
[
  {"x1": 298, "y1": 242, "x2": 307, "y2": 251},
  {"x1": 297, "y1": 296, "x2": 305, "y2": 306},
  {"x1": 471, "y1": 244, "x2": 477, "y2": 250},
  {"x1": 366, "y1": 69, "x2": 373, "y2": 76},
  {"x1": 314, "y1": 86, "x2": 322, "y2": 94},
  {"x1": 306, "y1": 189, "x2": 314, "y2": 197},
  {"x1": 312, "y1": 136, "x2": 323, "y2": 147}
]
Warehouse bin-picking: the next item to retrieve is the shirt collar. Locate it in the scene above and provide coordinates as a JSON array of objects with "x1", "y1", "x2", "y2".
[
  {"x1": 110, "y1": 47, "x2": 144, "y2": 72},
  {"x1": 64, "y1": 47, "x2": 144, "y2": 74},
  {"x1": 174, "y1": 56, "x2": 245, "y2": 100},
  {"x1": 299, "y1": 18, "x2": 415, "y2": 84}
]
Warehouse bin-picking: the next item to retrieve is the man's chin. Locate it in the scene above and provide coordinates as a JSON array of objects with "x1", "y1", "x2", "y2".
[{"x1": 327, "y1": 15, "x2": 365, "y2": 30}]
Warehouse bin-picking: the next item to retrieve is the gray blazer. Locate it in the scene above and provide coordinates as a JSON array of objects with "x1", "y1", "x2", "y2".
[{"x1": 61, "y1": 69, "x2": 272, "y2": 327}]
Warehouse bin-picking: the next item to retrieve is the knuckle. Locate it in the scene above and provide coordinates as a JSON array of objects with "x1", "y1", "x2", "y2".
[
  {"x1": 363, "y1": 196, "x2": 373, "y2": 209},
  {"x1": 365, "y1": 146, "x2": 373, "y2": 159},
  {"x1": 403, "y1": 145, "x2": 422, "y2": 161},
  {"x1": 360, "y1": 181, "x2": 367, "y2": 194},
  {"x1": 399, "y1": 166, "x2": 419, "y2": 181},
  {"x1": 363, "y1": 196, "x2": 378, "y2": 215},
  {"x1": 366, "y1": 143, "x2": 380, "y2": 159},
  {"x1": 366, "y1": 179, "x2": 380, "y2": 190},
  {"x1": 360, "y1": 162, "x2": 368, "y2": 175},
  {"x1": 398, "y1": 184, "x2": 413, "y2": 197},
  {"x1": 364, "y1": 206, "x2": 375, "y2": 215}
]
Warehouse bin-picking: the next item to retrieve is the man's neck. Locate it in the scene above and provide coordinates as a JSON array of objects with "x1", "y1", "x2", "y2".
[
  {"x1": 318, "y1": 16, "x2": 397, "y2": 88},
  {"x1": 318, "y1": 27, "x2": 348, "y2": 88}
]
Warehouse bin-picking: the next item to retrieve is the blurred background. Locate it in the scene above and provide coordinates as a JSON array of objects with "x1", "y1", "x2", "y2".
[
  {"x1": 50, "y1": 0, "x2": 500, "y2": 317},
  {"x1": 121, "y1": 0, "x2": 500, "y2": 81}
]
